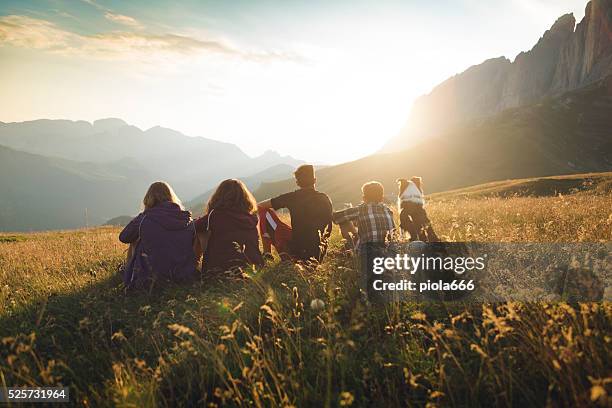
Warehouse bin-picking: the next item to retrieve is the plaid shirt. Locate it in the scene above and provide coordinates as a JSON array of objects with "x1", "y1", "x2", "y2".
[{"x1": 333, "y1": 203, "x2": 395, "y2": 245}]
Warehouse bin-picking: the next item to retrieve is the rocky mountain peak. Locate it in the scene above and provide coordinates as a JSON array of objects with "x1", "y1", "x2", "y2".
[
  {"x1": 548, "y1": 13, "x2": 576, "y2": 36},
  {"x1": 384, "y1": 0, "x2": 612, "y2": 152},
  {"x1": 550, "y1": 0, "x2": 612, "y2": 93}
]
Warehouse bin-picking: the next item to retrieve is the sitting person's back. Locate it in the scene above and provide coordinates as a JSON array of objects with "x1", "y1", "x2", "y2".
[
  {"x1": 333, "y1": 181, "x2": 395, "y2": 301},
  {"x1": 119, "y1": 182, "x2": 196, "y2": 289},
  {"x1": 333, "y1": 181, "x2": 395, "y2": 248},
  {"x1": 258, "y1": 164, "x2": 333, "y2": 263},
  {"x1": 196, "y1": 179, "x2": 263, "y2": 273}
]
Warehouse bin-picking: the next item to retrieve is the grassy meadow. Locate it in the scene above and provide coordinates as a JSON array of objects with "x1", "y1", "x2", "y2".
[{"x1": 1, "y1": 174, "x2": 611, "y2": 407}]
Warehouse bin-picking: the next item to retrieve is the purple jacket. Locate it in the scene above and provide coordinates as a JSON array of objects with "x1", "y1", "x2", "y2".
[{"x1": 119, "y1": 201, "x2": 196, "y2": 288}]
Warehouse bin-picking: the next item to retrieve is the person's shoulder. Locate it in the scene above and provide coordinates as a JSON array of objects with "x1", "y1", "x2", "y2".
[
  {"x1": 381, "y1": 203, "x2": 394, "y2": 215},
  {"x1": 276, "y1": 190, "x2": 299, "y2": 199},
  {"x1": 132, "y1": 212, "x2": 147, "y2": 223},
  {"x1": 194, "y1": 214, "x2": 207, "y2": 226},
  {"x1": 196, "y1": 209, "x2": 219, "y2": 223},
  {"x1": 368, "y1": 202, "x2": 393, "y2": 212},
  {"x1": 314, "y1": 190, "x2": 332, "y2": 202}
]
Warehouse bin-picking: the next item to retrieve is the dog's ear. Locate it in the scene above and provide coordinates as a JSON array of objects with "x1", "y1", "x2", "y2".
[
  {"x1": 396, "y1": 178, "x2": 408, "y2": 195},
  {"x1": 410, "y1": 176, "x2": 423, "y2": 192}
]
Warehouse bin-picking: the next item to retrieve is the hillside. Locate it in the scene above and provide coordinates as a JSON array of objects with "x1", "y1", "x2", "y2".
[
  {"x1": 103, "y1": 215, "x2": 134, "y2": 227},
  {"x1": 256, "y1": 76, "x2": 612, "y2": 206},
  {"x1": 0, "y1": 145, "x2": 151, "y2": 231},
  {"x1": 385, "y1": 0, "x2": 612, "y2": 151},
  {"x1": 429, "y1": 172, "x2": 612, "y2": 200}
]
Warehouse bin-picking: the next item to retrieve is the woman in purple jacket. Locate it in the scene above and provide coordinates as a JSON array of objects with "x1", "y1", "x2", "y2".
[
  {"x1": 119, "y1": 181, "x2": 197, "y2": 289},
  {"x1": 196, "y1": 179, "x2": 264, "y2": 274}
]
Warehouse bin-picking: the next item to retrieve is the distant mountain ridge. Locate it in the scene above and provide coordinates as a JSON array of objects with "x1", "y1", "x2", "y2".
[
  {"x1": 0, "y1": 145, "x2": 149, "y2": 231},
  {"x1": 186, "y1": 163, "x2": 296, "y2": 215},
  {"x1": 385, "y1": 0, "x2": 612, "y2": 151},
  {"x1": 0, "y1": 118, "x2": 305, "y2": 231},
  {"x1": 0, "y1": 118, "x2": 303, "y2": 199}
]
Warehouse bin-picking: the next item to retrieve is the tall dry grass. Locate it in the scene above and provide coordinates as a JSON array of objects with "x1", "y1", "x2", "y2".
[
  {"x1": 0, "y1": 192, "x2": 610, "y2": 407},
  {"x1": 428, "y1": 194, "x2": 612, "y2": 242}
]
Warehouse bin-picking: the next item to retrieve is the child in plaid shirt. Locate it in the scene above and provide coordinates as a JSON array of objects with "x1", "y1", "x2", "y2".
[
  {"x1": 333, "y1": 181, "x2": 395, "y2": 250},
  {"x1": 333, "y1": 181, "x2": 395, "y2": 301}
]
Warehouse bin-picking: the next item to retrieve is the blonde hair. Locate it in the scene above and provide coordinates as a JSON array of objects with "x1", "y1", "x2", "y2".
[
  {"x1": 205, "y1": 179, "x2": 257, "y2": 215},
  {"x1": 362, "y1": 181, "x2": 384, "y2": 203},
  {"x1": 143, "y1": 181, "x2": 182, "y2": 210}
]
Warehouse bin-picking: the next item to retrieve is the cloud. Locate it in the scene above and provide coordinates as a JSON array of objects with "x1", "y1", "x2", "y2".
[
  {"x1": 0, "y1": 15, "x2": 72, "y2": 50},
  {"x1": 104, "y1": 12, "x2": 143, "y2": 29},
  {"x1": 0, "y1": 15, "x2": 303, "y2": 63},
  {"x1": 80, "y1": 0, "x2": 105, "y2": 11}
]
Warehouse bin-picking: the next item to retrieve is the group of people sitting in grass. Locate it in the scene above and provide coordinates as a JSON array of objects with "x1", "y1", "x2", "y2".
[{"x1": 119, "y1": 164, "x2": 438, "y2": 289}]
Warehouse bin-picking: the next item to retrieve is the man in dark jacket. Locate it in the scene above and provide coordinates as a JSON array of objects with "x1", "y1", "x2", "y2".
[
  {"x1": 258, "y1": 164, "x2": 333, "y2": 263},
  {"x1": 119, "y1": 201, "x2": 196, "y2": 288}
]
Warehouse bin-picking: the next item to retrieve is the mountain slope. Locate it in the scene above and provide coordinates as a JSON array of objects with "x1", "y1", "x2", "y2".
[
  {"x1": 385, "y1": 0, "x2": 612, "y2": 151},
  {"x1": 0, "y1": 145, "x2": 152, "y2": 231},
  {"x1": 429, "y1": 172, "x2": 612, "y2": 200},
  {"x1": 256, "y1": 76, "x2": 612, "y2": 206}
]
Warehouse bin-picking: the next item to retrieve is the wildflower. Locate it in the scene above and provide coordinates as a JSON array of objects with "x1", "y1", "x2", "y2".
[
  {"x1": 430, "y1": 390, "x2": 444, "y2": 399},
  {"x1": 79, "y1": 317, "x2": 91, "y2": 329},
  {"x1": 260, "y1": 304, "x2": 278, "y2": 321},
  {"x1": 139, "y1": 305, "x2": 152, "y2": 315},
  {"x1": 590, "y1": 385, "x2": 606, "y2": 402},
  {"x1": 403, "y1": 368, "x2": 421, "y2": 388},
  {"x1": 411, "y1": 311, "x2": 427, "y2": 321},
  {"x1": 168, "y1": 323, "x2": 195, "y2": 337},
  {"x1": 310, "y1": 298, "x2": 325, "y2": 311},
  {"x1": 232, "y1": 301, "x2": 244, "y2": 313},
  {"x1": 470, "y1": 344, "x2": 488, "y2": 359},
  {"x1": 111, "y1": 331, "x2": 127, "y2": 342},
  {"x1": 589, "y1": 377, "x2": 611, "y2": 403},
  {"x1": 339, "y1": 391, "x2": 355, "y2": 406}
]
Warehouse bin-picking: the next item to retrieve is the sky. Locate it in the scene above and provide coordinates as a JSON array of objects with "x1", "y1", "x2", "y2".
[{"x1": 0, "y1": 0, "x2": 587, "y2": 164}]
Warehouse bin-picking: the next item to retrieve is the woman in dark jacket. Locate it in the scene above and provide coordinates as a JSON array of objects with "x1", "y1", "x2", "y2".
[
  {"x1": 196, "y1": 179, "x2": 264, "y2": 273},
  {"x1": 119, "y1": 181, "x2": 196, "y2": 288}
]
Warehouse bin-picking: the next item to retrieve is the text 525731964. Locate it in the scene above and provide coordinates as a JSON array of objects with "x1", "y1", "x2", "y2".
[{"x1": 0, "y1": 387, "x2": 69, "y2": 403}]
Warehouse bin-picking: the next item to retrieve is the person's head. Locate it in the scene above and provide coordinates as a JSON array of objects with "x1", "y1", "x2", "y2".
[
  {"x1": 362, "y1": 181, "x2": 385, "y2": 203},
  {"x1": 294, "y1": 164, "x2": 316, "y2": 189},
  {"x1": 143, "y1": 181, "x2": 182, "y2": 210},
  {"x1": 206, "y1": 179, "x2": 257, "y2": 214}
]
